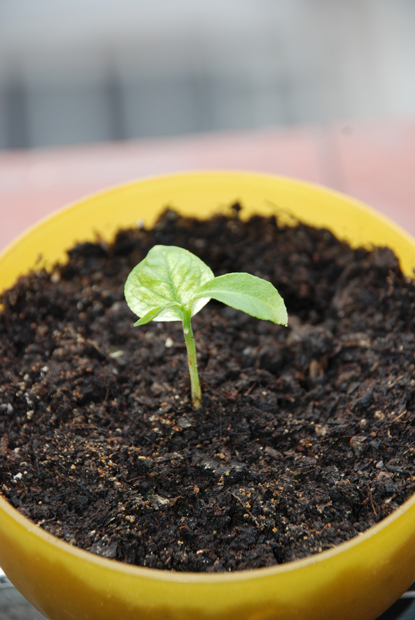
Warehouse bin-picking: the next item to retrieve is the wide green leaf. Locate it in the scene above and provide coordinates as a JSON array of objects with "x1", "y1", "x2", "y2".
[
  {"x1": 124, "y1": 245, "x2": 214, "y2": 322},
  {"x1": 194, "y1": 272, "x2": 288, "y2": 325}
]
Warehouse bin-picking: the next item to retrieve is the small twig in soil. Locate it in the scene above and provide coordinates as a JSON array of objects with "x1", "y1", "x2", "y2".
[
  {"x1": 231, "y1": 492, "x2": 261, "y2": 528},
  {"x1": 367, "y1": 485, "x2": 378, "y2": 515},
  {"x1": 392, "y1": 409, "x2": 407, "y2": 422},
  {"x1": 32, "y1": 455, "x2": 40, "y2": 476},
  {"x1": 243, "y1": 383, "x2": 257, "y2": 397}
]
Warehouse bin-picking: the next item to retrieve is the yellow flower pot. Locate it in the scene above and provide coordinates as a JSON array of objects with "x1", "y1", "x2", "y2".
[{"x1": 1, "y1": 171, "x2": 415, "y2": 620}]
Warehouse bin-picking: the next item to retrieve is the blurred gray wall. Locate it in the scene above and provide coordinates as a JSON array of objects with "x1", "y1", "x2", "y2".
[{"x1": 0, "y1": 0, "x2": 414, "y2": 149}]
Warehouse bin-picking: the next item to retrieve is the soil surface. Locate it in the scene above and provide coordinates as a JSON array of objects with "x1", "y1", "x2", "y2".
[{"x1": 1, "y1": 206, "x2": 415, "y2": 573}]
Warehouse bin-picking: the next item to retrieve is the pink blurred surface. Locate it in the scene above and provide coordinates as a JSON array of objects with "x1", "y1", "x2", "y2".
[{"x1": 0, "y1": 119, "x2": 414, "y2": 252}]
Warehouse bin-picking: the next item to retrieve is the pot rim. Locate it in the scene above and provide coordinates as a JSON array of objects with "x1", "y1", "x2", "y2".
[{"x1": 2, "y1": 170, "x2": 415, "y2": 283}]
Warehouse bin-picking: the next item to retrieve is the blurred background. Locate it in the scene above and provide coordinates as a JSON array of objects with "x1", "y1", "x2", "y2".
[
  {"x1": 1, "y1": 0, "x2": 415, "y2": 150},
  {"x1": 0, "y1": 0, "x2": 414, "y2": 248}
]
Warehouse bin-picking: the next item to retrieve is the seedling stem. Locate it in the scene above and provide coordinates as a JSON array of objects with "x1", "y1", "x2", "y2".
[{"x1": 183, "y1": 309, "x2": 202, "y2": 409}]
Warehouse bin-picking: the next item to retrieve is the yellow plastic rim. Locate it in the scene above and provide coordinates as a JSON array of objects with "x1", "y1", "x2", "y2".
[{"x1": 1, "y1": 171, "x2": 415, "y2": 620}]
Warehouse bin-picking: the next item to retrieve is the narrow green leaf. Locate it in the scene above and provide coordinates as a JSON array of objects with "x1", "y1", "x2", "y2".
[
  {"x1": 194, "y1": 272, "x2": 288, "y2": 325},
  {"x1": 133, "y1": 303, "x2": 183, "y2": 326},
  {"x1": 124, "y1": 245, "x2": 214, "y2": 323}
]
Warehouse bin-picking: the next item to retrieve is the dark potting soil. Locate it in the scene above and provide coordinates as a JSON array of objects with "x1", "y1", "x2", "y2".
[{"x1": 1, "y1": 206, "x2": 415, "y2": 573}]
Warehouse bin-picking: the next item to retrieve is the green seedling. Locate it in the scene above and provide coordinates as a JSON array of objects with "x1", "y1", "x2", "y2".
[{"x1": 124, "y1": 245, "x2": 287, "y2": 410}]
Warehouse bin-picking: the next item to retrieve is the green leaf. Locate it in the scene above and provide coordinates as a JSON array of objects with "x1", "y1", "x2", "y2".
[
  {"x1": 124, "y1": 245, "x2": 214, "y2": 322},
  {"x1": 194, "y1": 272, "x2": 288, "y2": 325},
  {"x1": 133, "y1": 303, "x2": 183, "y2": 326}
]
